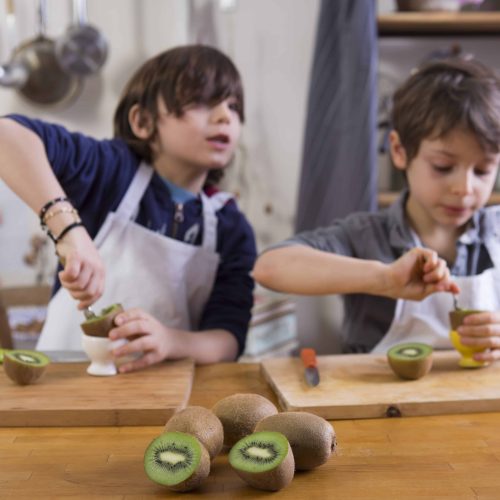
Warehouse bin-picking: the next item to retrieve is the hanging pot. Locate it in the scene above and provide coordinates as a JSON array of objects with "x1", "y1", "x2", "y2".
[
  {"x1": 55, "y1": 0, "x2": 108, "y2": 76},
  {"x1": 11, "y1": 0, "x2": 82, "y2": 106}
]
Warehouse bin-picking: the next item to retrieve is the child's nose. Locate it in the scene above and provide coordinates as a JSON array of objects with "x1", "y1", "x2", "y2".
[
  {"x1": 211, "y1": 102, "x2": 231, "y2": 123},
  {"x1": 451, "y1": 171, "x2": 474, "y2": 196}
]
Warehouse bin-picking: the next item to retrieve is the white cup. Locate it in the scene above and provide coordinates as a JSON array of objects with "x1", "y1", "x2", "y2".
[{"x1": 81, "y1": 334, "x2": 129, "y2": 376}]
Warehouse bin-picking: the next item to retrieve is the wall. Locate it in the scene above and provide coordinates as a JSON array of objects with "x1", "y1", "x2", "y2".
[{"x1": 0, "y1": 0, "x2": 320, "y2": 285}]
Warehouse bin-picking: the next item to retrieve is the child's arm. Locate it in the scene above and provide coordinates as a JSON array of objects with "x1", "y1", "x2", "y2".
[
  {"x1": 108, "y1": 308, "x2": 238, "y2": 372},
  {"x1": 253, "y1": 245, "x2": 459, "y2": 301},
  {"x1": 0, "y1": 118, "x2": 105, "y2": 308},
  {"x1": 455, "y1": 312, "x2": 500, "y2": 363}
]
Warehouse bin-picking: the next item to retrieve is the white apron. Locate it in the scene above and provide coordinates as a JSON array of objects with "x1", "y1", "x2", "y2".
[
  {"x1": 372, "y1": 235, "x2": 500, "y2": 354},
  {"x1": 37, "y1": 162, "x2": 230, "y2": 352}
]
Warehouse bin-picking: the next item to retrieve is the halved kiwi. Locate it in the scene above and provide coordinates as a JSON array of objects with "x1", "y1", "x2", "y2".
[
  {"x1": 164, "y1": 406, "x2": 223, "y2": 460},
  {"x1": 212, "y1": 393, "x2": 278, "y2": 447},
  {"x1": 0, "y1": 348, "x2": 8, "y2": 364},
  {"x1": 387, "y1": 342, "x2": 433, "y2": 380},
  {"x1": 144, "y1": 431, "x2": 210, "y2": 492},
  {"x1": 255, "y1": 411, "x2": 336, "y2": 470},
  {"x1": 229, "y1": 430, "x2": 294, "y2": 491},
  {"x1": 3, "y1": 349, "x2": 51, "y2": 385},
  {"x1": 80, "y1": 303, "x2": 123, "y2": 337},
  {"x1": 449, "y1": 309, "x2": 488, "y2": 368}
]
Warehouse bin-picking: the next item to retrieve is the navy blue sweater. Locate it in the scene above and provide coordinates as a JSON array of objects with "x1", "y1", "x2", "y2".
[{"x1": 9, "y1": 114, "x2": 257, "y2": 355}]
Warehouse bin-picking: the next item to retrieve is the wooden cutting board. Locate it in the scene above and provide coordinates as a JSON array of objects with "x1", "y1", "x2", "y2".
[
  {"x1": 261, "y1": 351, "x2": 500, "y2": 419},
  {"x1": 0, "y1": 358, "x2": 194, "y2": 426}
]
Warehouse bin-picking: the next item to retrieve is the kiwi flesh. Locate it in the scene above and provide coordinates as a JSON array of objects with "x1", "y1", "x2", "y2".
[
  {"x1": 80, "y1": 303, "x2": 123, "y2": 337},
  {"x1": 255, "y1": 411, "x2": 336, "y2": 470},
  {"x1": 144, "y1": 431, "x2": 210, "y2": 492},
  {"x1": 3, "y1": 349, "x2": 50, "y2": 385},
  {"x1": 229, "y1": 430, "x2": 294, "y2": 491},
  {"x1": 164, "y1": 406, "x2": 224, "y2": 460},
  {"x1": 212, "y1": 393, "x2": 278, "y2": 447},
  {"x1": 387, "y1": 342, "x2": 433, "y2": 380}
]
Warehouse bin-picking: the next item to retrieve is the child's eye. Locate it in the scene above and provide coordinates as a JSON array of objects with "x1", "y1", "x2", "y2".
[
  {"x1": 474, "y1": 168, "x2": 493, "y2": 177},
  {"x1": 432, "y1": 164, "x2": 453, "y2": 173},
  {"x1": 228, "y1": 101, "x2": 240, "y2": 112}
]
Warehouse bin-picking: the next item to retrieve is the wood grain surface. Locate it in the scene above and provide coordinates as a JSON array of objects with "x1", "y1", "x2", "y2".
[
  {"x1": 261, "y1": 351, "x2": 500, "y2": 419},
  {"x1": 1, "y1": 363, "x2": 500, "y2": 499},
  {"x1": 0, "y1": 358, "x2": 194, "y2": 426}
]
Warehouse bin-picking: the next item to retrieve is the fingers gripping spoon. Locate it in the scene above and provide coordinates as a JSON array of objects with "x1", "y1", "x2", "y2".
[{"x1": 58, "y1": 255, "x2": 97, "y2": 319}]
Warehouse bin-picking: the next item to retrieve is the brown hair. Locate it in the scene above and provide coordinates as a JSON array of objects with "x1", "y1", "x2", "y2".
[
  {"x1": 113, "y1": 45, "x2": 244, "y2": 186},
  {"x1": 391, "y1": 58, "x2": 500, "y2": 162}
]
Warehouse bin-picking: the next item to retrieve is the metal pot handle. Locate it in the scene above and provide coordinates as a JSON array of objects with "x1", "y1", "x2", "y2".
[
  {"x1": 0, "y1": 0, "x2": 28, "y2": 87},
  {"x1": 38, "y1": 0, "x2": 47, "y2": 37},
  {"x1": 74, "y1": 0, "x2": 88, "y2": 25}
]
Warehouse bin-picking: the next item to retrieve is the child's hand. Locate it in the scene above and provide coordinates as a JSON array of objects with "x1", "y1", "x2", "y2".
[
  {"x1": 457, "y1": 311, "x2": 500, "y2": 363},
  {"x1": 56, "y1": 227, "x2": 105, "y2": 309},
  {"x1": 384, "y1": 247, "x2": 460, "y2": 301},
  {"x1": 108, "y1": 308, "x2": 183, "y2": 373}
]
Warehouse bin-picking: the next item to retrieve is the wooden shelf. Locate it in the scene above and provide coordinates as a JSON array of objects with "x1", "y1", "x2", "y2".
[
  {"x1": 378, "y1": 191, "x2": 500, "y2": 207},
  {"x1": 378, "y1": 12, "x2": 500, "y2": 36}
]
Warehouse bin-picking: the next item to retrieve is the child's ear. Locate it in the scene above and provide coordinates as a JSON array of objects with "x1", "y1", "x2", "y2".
[
  {"x1": 128, "y1": 104, "x2": 154, "y2": 139},
  {"x1": 389, "y1": 130, "x2": 407, "y2": 170}
]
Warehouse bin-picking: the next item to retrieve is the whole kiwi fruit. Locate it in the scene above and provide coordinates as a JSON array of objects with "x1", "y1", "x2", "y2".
[
  {"x1": 229, "y1": 430, "x2": 294, "y2": 491},
  {"x1": 3, "y1": 349, "x2": 50, "y2": 385},
  {"x1": 80, "y1": 303, "x2": 123, "y2": 337},
  {"x1": 144, "y1": 431, "x2": 210, "y2": 492},
  {"x1": 164, "y1": 406, "x2": 224, "y2": 460},
  {"x1": 255, "y1": 411, "x2": 336, "y2": 470},
  {"x1": 212, "y1": 393, "x2": 278, "y2": 447}
]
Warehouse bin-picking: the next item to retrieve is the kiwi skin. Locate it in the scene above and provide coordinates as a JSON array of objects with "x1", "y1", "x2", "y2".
[
  {"x1": 387, "y1": 343, "x2": 433, "y2": 380},
  {"x1": 80, "y1": 303, "x2": 123, "y2": 338},
  {"x1": 230, "y1": 431, "x2": 295, "y2": 492},
  {"x1": 255, "y1": 411, "x2": 336, "y2": 470},
  {"x1": 0, "y1": 348, "x2": 8, "y2": 364},
  {"x1": 3, "y1": 349, "x2": 50, "y2": 385},
  {"x1": 164, "y1": 406, "x2": 224, "y2": 460},
  {"x1": 212, "y1": 393, "x2": 279, "y2": 447},
  {"x1": 144, "y1": 431, "x2": 210, "y2": 492}
]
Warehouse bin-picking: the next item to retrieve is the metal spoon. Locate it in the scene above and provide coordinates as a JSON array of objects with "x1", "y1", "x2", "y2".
[{"x1": 83, "y1": 306, "x2": 96, "y2": 319}]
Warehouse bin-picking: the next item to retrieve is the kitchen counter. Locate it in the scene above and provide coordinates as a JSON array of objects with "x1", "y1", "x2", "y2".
[{"x1": 1, "y1": 362, "x2": 500, "y2": 498}]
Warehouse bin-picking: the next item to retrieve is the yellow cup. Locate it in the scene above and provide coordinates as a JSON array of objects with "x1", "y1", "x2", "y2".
[{"x1": 448, "y1": 310, "x2": 489, "y2": 368}]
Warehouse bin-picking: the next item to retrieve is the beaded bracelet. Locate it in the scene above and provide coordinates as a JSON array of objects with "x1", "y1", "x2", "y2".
[
  {"x1": 46, "y1": 221, "x2": 84, "y2": 244},
  {"x1": 41, "y1": 207, "x2": 80, "y2": 228},
  {"x1": 39, "y1": 196, "x2": 69, "y2": 222}
]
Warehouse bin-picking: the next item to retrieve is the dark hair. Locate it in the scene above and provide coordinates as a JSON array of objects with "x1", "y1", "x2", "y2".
[
  {"x1": 391, "y1": 58, "x2": 500, "y2": 162},
  {"x1": 113, "y1": 45, "x2": 245, "y2": 186}
]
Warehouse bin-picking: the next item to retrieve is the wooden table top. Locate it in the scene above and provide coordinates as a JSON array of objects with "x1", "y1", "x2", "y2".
[{"x1": 1, "y1": 362, "x2": 500, "y2": 499}]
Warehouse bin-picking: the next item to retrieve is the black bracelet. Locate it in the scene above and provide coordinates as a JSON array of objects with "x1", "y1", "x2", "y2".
[
  {"x1": 39, "y1": 196, "x2": 69, "y2": 223},
  {"x1": 51, "y1": 221, "x2": 84, "y2": 244}
]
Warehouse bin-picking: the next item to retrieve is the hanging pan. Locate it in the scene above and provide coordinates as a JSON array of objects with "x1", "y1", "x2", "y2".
[
  {"x1": 12, "y1": 0, "x2": 82, "y2": 106},
  {"x1": 55, "y1": 0, "x2": 108, "y2": 76}
]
